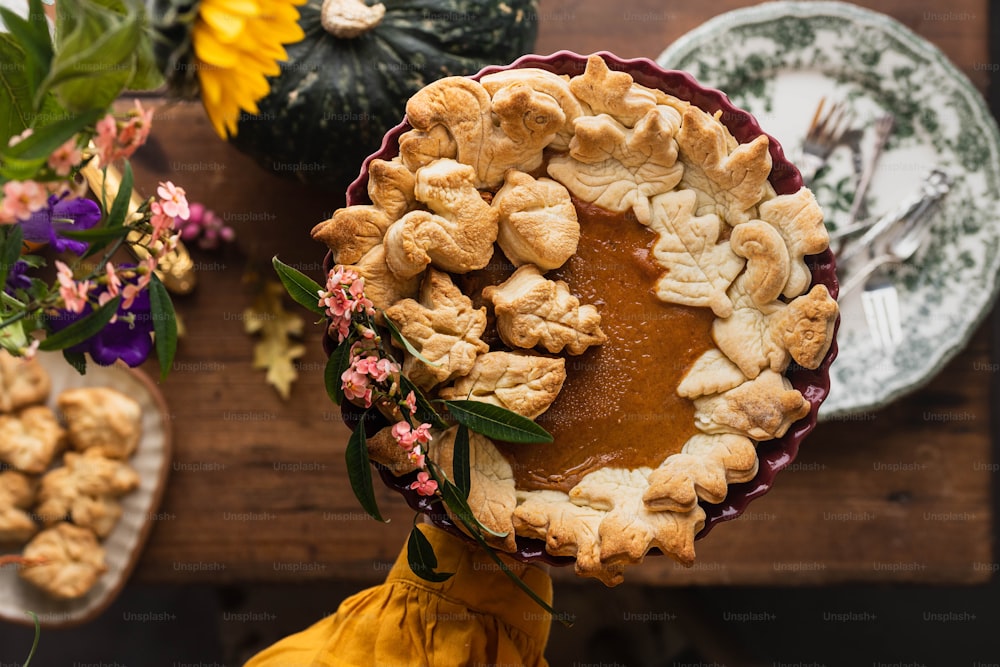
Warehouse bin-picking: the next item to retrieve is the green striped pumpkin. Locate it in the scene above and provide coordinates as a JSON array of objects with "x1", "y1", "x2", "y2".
[{"x1": 230, "y1": 0, "x2": 539, "y2": 186}]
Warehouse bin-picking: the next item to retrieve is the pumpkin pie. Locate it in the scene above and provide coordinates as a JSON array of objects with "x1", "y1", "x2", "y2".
[{"x1": 314, "y1": 54, "x2": 838, "y2": 585}]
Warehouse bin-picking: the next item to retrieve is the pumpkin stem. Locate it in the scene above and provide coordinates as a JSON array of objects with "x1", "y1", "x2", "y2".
[{"x1": 320, "y1": 0, "x2": 386, "y2": 38}]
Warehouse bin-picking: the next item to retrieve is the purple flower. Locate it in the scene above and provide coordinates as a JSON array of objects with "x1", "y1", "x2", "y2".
[
  {"x1": 4, "y1": 260, "x2": 31, "y2": 296},
  {"x1": 21, "y1": 194, "x2": 101, "y2": 255},
  {"x1": 48, "y1": 275, "x2": 153, "y2": 367}
]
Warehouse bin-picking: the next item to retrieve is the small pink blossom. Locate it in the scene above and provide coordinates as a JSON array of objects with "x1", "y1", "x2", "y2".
[
  {"x1": 20, "y1": 339, "x2": 39, "y2": 360},
  {"x1": 408, "y1": 446, "x2": 426, "y2": 469},
  {"x1": 409, "y1": 471, "x2": 438, "y2": 497},
  {"x1": 404, "y1": 391, "x2": 417, "y2": 416},
  {"x1": 341, "y1": 367, "x2": 373, "y2": 407},
  {"x1": 391, "y1": 421, "x2": 417, "y2": 450},
  {"x1": 156, "y1": 181, "x2": 189, "y2": 220},
  {"x1": 94, "y1": 114, "x2": 119, "y2": 164},
  {"x1": 104, "y1": 263, "x2": 121, "y2": 296},
  {"x1": 55, "y1": 261, "x2": 91, "y2": 314},
  {"x1": 47, "y1": 136, "x2": 83, "y2": 176},
  {"x1": 1, "y1": 180, "x2": 48, "y2": 222},
  {"x1": 116, "y1": 100, "x2": 153, "y2": 158}
]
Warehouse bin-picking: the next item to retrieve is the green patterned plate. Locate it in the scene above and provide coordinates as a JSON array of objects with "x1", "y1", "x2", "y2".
[{"x1": 658, "y1": 0, "x2": 1000, "y2": 419}]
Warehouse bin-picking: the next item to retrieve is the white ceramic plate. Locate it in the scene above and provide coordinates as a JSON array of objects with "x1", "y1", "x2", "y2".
[
  {"x1": 658, "y1": 1, "x2": 1000, "y2": 418},
  {"x1": 0, "y1": 354, "x2": 172, "y2": 627}
]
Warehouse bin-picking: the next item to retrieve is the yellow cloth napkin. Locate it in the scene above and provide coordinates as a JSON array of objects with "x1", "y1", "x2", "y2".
[{"x1": 243, "y1": 523, "x2": 553, "y2": 667}]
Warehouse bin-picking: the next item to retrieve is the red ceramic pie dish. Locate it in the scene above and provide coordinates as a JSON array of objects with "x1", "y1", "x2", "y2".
[{"x1": 325, "y1": 50, "x2": 839, "y2": 566}]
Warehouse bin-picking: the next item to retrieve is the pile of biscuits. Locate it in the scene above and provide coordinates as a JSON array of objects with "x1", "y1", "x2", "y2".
[{"x1": 0, "y1": 351, "x2": 142, "y2": 599}]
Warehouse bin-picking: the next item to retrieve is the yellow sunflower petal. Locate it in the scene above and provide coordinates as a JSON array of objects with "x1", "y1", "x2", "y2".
[
  {"x1": 193, "y1": 27, "x2": 240, "y2": 67},
  {"x1": 205, "y1": 0, "x2": 260, "y2": 18},
  {"x1": 199, "y1": 4, "x2": 246, "y2": 43}
]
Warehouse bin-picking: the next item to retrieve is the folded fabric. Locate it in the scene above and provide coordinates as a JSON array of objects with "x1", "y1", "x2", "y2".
[{"x1": 244, "y1": 523, "x2": 553, "y2": 667}]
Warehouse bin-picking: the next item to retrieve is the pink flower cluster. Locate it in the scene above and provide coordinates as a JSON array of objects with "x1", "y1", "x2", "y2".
[
  {"x1": 148, "y1": 181, "x2": 189, "y2": 260},
  {"x1": 318, "y1": 266, "x2": 375, "y2": 343},
  {"x1": 393, "y1": 418, "x2": 436, "y2": 496},
  {"x1": 341, "y1": 353, "x2": 399, "y2": 408},
  {"x1": 0, "y1": 180, "x2": 48, "y2": 224},
  {"x1": 94, "y1": 100, "x2": 153, "y2": 165}
]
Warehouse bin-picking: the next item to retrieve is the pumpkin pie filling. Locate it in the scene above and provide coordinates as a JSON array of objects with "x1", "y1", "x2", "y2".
[{"x1": 494, "y1": 200, "x2": 715, "y2": 492}]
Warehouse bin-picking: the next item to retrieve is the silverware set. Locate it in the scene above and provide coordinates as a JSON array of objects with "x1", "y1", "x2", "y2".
[{"x1": 797, "y1": 97, "x2": 951, "y2": 351}]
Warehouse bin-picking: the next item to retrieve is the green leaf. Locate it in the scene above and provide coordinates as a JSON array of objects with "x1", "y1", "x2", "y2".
[
  {"x1": 21, "y1": 610, "x2": 40, "y2": 667},
  {"x1": 344, "y1": 415, "x2": 386, "y2": 522},
  {"x1": 62, "y1": 349, "x2": 87, "y2": 375},
  {"x1": 453, "y1": 423, "x2": 471, "y2": 499},
  {"x1": 398, "y1": 374, "x2": 448, "y2": 429},
  {"x1": 106, "y1": 160, "x2": 133, "y2": 226},
  {"x1": 325, "y1": 341, "x2": 351, "y2": 406},
  {"x1": 38, "y1": 295, "x2": 120, "y2": 351},
  {"x1": 444, "y1": 400, "x2": 553, "y2": 444},
  {"x1": 58, "y1": 225, "x2": 132, "y2": 245},
  {"x1": 0, "y1": 0, "x2": 53, "y2": 98},
  {"x1": 406, "y1": 523, "x2": 453, "y2": 583},
  {"x1": 0, "y1": 35, "x2": 33, "y2": 144},
  {"x1": 148, "y1": 273, "x2": 176, "y2": 381},
  {"x1": 438, "y1": 477, "x2": 508, "y2": 538},
  {"x1": 384, "y1": 315, "x2": 441, "y2": 367},
  {"x1": 0, "y1": 224, "x2": 24, "y2": 295},
  {"x1": 42, "y1": 0, "x2": 141, "y2": 112},
  {"x1": 272, "y1": 256, "x2": 325, "y2": 316},
  {"x1": 0, "y1": 109, "x2": 102, "y2": 180}
]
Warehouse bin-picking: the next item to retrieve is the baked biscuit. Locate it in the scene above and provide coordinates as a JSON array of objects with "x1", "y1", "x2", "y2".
[
  {"x1": 57, "y1": 387, "x2": 142, "y2": 459},
  {"x1": 0, "y1": 405, "x2": 65, "y2": 474},
  {"x1": 19, "y1": 522, "x2": 107, "y2": 599}
]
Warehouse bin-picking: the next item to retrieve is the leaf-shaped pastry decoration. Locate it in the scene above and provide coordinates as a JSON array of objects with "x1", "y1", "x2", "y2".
[
  {"x1": 480, "y1": 67, "x2": 583, "y2": 152},
  {"x1": 713, "y1": 274, "x2": 838, "y2": 379},
  {"x1": 513, "y1": 488, "x2": 611, "y2": 583},
  {"x1": 676, "y1": 348, "x2": 747, "y2": 399},
  {"x1": 383, "y1": 158, "x2": 498, "y2": 278},
  {"x1": 438, "y1": 351, "x2": 566, "y2": 419},
  {"x1": 383, "y1": 268, "x2": 489, "y2": 391},
  {"x1": 693, "y1": 370, "x2": 810, "y2": 441},
  {"x1": 433, "y1": 426, "x2": 517, "y2": 552},
  {"x1": 648, "y1": 189, "x2": 745, "y2": 317},
  {"x1": 675, "y1": 104, "x2": 772, "y2": 226},
  {"x1": 757, "y1": 187, "x2": 829, "y2": 298},
  {"x1": 35, "y1": 451, "x2": 139, "y2": 538},
  {"x1": 570, "y1": 468, "x2": 705, "y2": 568},
  {"x1": 567, "y1": 54, "x2": 659, "y2": 128},
  {"x1": 483, "y1": 264, "x2": 607, "y2": 355},
  {"x1": 642, "y1": 434, "x2": 758, "y2": 513},
  {"x1": 244, "y1": 280, "x2": 306, "y2": 401},
  {"x1": 492, "y1": 170, "x2": 580, "y2": 271},
  {"x1": 547, "y1": 106, "x2": 684, "y2": 225}
]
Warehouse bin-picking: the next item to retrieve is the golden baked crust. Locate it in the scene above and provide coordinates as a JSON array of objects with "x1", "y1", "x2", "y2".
[
  {"x1": 316, "y1": 54, "x2": 838, "y2": 584},
  {"x1": 0, "y1": 405, "x2": 65, "y2": 474},
  {"x1": 19, "y1": 522, "x2": 107, "y2": 599},
  {"x1": 35, "y1": 450, "x2": 140, "y2": 538},
  {"x1": 0, "y1": 470, "x2": 38, "y2": 543},
  {"x1": 0, "y1": 350, "x2": 50, "y2": 413},
  {"x1": 57, "y1": 387, "x2": 142, "y2": 459}
]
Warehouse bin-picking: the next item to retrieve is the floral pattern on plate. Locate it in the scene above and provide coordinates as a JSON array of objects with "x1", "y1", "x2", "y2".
[{"x1": 658, "y1": 0, "x2": 1000, "y2": 419}]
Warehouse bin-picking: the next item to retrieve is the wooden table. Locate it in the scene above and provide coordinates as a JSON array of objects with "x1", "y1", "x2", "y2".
[{"x1": 131, "y1": 0, "x2": 994, "y2": 586}]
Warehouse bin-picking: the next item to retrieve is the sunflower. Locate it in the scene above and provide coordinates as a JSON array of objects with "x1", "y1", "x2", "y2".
[
  {"x1": 148, "y1": 0, "x2": 306, "y2": 138},
  {"x1": 187, "y1": 0, "x2": 306, "y2": 138}
]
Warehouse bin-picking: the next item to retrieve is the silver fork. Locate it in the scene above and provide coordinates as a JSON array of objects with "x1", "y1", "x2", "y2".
[
  {"x1": 839, "y1": 170, "x2": 952, "y2": 349},
  {"x1": 798, "y1": 97, "x2": 853, "y2": 185}
]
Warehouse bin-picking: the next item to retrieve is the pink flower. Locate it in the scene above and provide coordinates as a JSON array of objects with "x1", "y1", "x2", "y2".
[
  {"x1": 156, "y1": 181, "x2": 189, "y2": 220},
  {"x1": 391, "y1": 421, "x2": 417, "y2": 450},
  {"x1": 409, "y1": 471, "x2": 438, "y2": 497},
  {"x1": 341, "y1": 367, "x2": 373, "y2": 407},
  {"x1": 408, "y1": 445, "x2": 426, "y2": 469},
  {"x1": 412, "y1": 423, "x2": 432, "y2": 445},
  {"x1": 94, "y1": 114, "x2": 119, "y2": 164},
  {"x1": 404, "y1": 391, "x2": 417, "y2": 416},
  {"x1": 116, "y1": 100, "x2": 153, "y2": 158},
  {"x1": 1, "y1": 180, "x2": 48, "y2": 222},
  {"x1": 104, "y1": 263, "x2": 121, "y2": 297},
  {"x1": 55, "y1": 261, "x2": 91, "y2": 314},
  {"x1": 47, "y1": 136, "x2": 83, "y2": 176}
]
